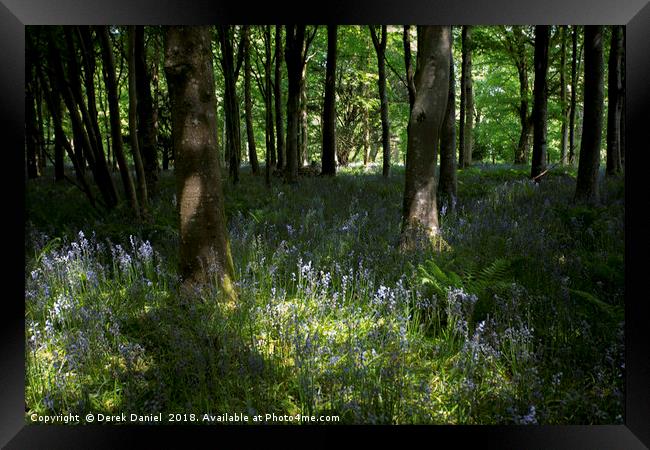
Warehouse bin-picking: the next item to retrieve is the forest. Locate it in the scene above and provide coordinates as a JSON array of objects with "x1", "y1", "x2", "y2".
[{"x1": 25, "y1": 25, "x2": 625, "y2": 425}]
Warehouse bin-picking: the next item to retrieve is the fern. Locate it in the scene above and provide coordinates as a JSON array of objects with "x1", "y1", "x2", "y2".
[{"x1": 418, "y1": 257, "x2": 513, "y2": 300}]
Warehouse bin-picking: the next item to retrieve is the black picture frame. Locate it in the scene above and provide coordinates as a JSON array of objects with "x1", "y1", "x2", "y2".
[{"x1": 2, "y1": 0, "x2": 648, "y2": 447}]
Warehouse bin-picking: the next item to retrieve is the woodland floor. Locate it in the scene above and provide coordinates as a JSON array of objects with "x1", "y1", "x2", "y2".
[{"x1": 25, "y1": 163, "x2": 625, "y2": 424}]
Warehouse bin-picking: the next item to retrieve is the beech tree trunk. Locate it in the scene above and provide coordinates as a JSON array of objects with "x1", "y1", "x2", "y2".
[
  {"x1": 285, "y1": 25, "x2": 306, "y2": 184},
  {"x1": 275, "y1": 25, "x2": 285, "y2": 172},
  {"x1": 400, "y1": 26, "x2": 451, "y2": 250},
  {"x1": 164, "y1": 26, "x2": 236, "y2": 297},
  {"x1": 128, "y1": 26, "x2": 147, "y2": 216},
  {"x1": 97, "y1": 26, "x2": 140, "y2": 213},
  {"x1": 264, "y1": 25, "x2": 275, "y2": 185},
  {"x1": 218, "y1": 25, "x2": 246, "y2": 185},
  {"x1": 135, "y1": 26, "x2": 160, "y2": 195},
  {"x1": 606, "y1": 25, "x2": 623, "y2": 176},
  {"x1": 531, "y1": 25, "x2": 549, "y2": 180},
  {"x1": 459, "y1": 26, "x2": 474, "y2": 168},
  {"x1": 575, "y1": 26, "x2": 604, "y2": 204},
  {"x1": 321, "y1": 25, "x2": 337, "y2": 176},
  {"x1": 560, "y1": 26, "x2": 569, "y2": 164},
  {"x1": 438, "y1": 40, "x2": 457, "y2": 211},
  {"x1": 569, "y1": 26, "x2": 579, "y2": 165},
  {"x1": 244, "y1": 29, "x2": 260, "y2": 175},
  {"x1": 370, "y1": 25, "x2": 391, "y2": 178}
]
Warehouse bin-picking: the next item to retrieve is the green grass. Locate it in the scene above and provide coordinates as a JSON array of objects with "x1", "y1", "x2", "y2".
[{"x1": 25, "y1": 163, "x2": 624, "y2": 424}]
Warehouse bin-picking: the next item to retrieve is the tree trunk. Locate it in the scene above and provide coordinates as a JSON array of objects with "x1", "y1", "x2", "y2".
[
  {"x1": 299, "y1": 60, "x2": 309, "y2": 167},
  {"x1": 52, "y1": 88, "x2": 65, "y2": 182},
  {"x1": 531, "y1": 25, "x2": 549, "y2": 180},
  {"x1": 135, "y1": 26, "x2": 160, "y2": 195},
  {"x1": 512, "y1": 27, "x2": 532, "y2": 165},
  {"x1": 438, "y1": 39, "x2": 457, "y2": 211},
  {"x1": 25, "y1": 54, "x2": 39, "y2": 179},
  {"x1": 400, "y1": 26, "x2": 451, "y2": 250},
  {"x1": 403, "y1": 25, "x2": 416, "y2": 111},
  {"x1": 68, "y1": 28, "x2": 119, "y2": 207},
  {"x1": 285, "y1": 25, "x2": 306, "y2": 184},
  {"x1": 321, "y1": 25, "x2": 338, "y2": 176},
  {"x1": 459, "y1": 26, "x2": 474, "y2": 168},
  {"x1": 264, "y1": 25, "x2": 275, "y2": 186},
  {"x1": 128, "y1": 26, "x2": 147, "y2": 216},
  {"x1": 97, "y1": 25, "x2": 140, "y2": 213},
  {"x1": 275, "y1": 25, "x2": 285, "y2": 172},
  {"x1": 606, "y1": 25, "x2": 623, "y2": 176},
  {"x1": 370, "y1": 25, "x2": 391, "y2": 178},
  {"x1": 243, "y1": 29, "x2": 260, "y2": 175},
  {"x1": 575, "y1": 26, "x2": 604, "y2": 204},
  {"x1": 560, "y1": 26, "x2": 569, "y2": 164},
  {"x1": 164, "y1": 26, "x2": 236, "y2": 298},
  {"x1": 619, "y1": 27, "x2": 625, "y2": 168},
  {"x1": 218, "y1": 25, "x2": 245, "y2": 185},
  {"x1": 569, "y1": 25, "x2": 579, "y2": 166}
]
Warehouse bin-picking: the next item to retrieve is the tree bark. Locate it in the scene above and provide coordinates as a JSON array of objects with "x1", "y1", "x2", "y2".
[
  {"x1": 575, "y1": 26, "x2": 604, "y2": 204},
  {"x1": 569, "y1": 26, "x2": 579, "y2": 165},
  {"x1": 606, "y1": 25, "x2": 623, "y2": 176},
  {"x1": 135, "y1": 26, "x2": 160, "y2": 195},
  {"x1": 321, "y1": 25, "x2": 338, "y2": 176},
  {"x1": 400, "y1": 26, "x2": 451, "y2": 250},
  {"x1": 263, "y1": 26, "x2": 275, "y2": 186},
  {"x1": 403, "y1": 25, "x2": 416, "y2": 111},
  {"x1": 285, "y1": 25, "x2": 306, "y2": 184},
  {"x1": 619, "y1": 27, "x2": 625, "y2": 168},
  {"x1": 299, "y1": 59, "x2": 309, "y2": 167},
  {"x1": 459, "y1": 26, "x2": 474, "y2": 168},
  {"x1": 25, "y1": 49, "x2": 39, "y2": 179},
  {"x1": 531, "y1": 25, "x2": 549, "y2": 180},
  {"x1": 128, "y1": 26, "x2": 147, "y2": 217},
  {"x1": 370, "y1": 25, "x2": 391, "y2": 178},
  {"x1": 218, "y1": 25, "x2": 246, "y2": 185},
  {"x1": 560, "y1": 26, "x2": 569, "y2": 164},
  {"x1": 438, "y1": 39, "x2": 457, "y2": 211},
  {"x1": 274, "y1": 25, "x2": 285, "y2": 172},
  {"x1": 97, "y1": 26, "x2": 140, "y2": 213},
  {"x1": 243, "y1": 28, "x2": 260, "y2": 175},
  {"x1": 164, "y1": 26, "x2": 236, "y2": 298}
]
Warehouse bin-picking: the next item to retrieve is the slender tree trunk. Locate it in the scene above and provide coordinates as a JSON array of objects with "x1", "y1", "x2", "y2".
[
  {"x1": 363, "y1": 107, "x2": 370, "y2": 166},
  {"x1": 52, "y1": 88, "x2": 65, "y2": 182},
  {"x1": 569, "y1": 26, "x2": 579, "y2": 165},
  {"x1": 560, "y1": 26, "x2": 569, "y2": 164},
  {"x1": 299, "y1": 61, "x2": 309, "y2": 167},
  {"x1": 35, "y1": 76, "x2": 46, "y2": 175},
  {"x1": 370, "y1": 26, "x2": 391, "y2": 178},
  {"x1": 321, "y1": 25, "x2": 338, "y2": 176},
  {"x1": 619, "y1": 27, "x2": 625, "y2": 168},
  {"x1": 128, "y1": 26, "x2": 147, "y2": 217},
  {"x1": 164, "y1": 26, "x2": 236, "y2": 299},
  {"x1": 403, "y1": 25, "x2": 416, "y2": 111},
  {"x1": 285, "y1": 25, "x2": 306, "y2": 184},
  {"x1": 459, "y1": 26, "x2": 474, "y2": 168},
  {"x1": 25, "y1": 48, "x2": 39, "y2": 179},
  {"x1": 400, "y1": 26, "x2": 451, "y2": 250},
  {"x1": 275, "y1": 25, "x2": 285, "y2": 172},
  {"x1": 438, "y1": 39, "x2": 457, "y2": 211},
  {"x1": 512, "y1": 27, "x2": 532, "y2": 165},
  {"x1": 531, "y1": 25, "x2": 549, "y2": 180},
  {"x1": 264, "y1": 25, "x2": 275, "y2": 186},
  {"x1": 243, "y1": 29, "x2": 260, "y2": 175},
  {"x1": 606, "y1": 25, "x2": 623, "y2": 176},
  {"x1": 135, "y1": 26, "x2": 160, "y2": 195},
  {"x1": 68, "y1": 28, "x2": 118, "y2": 206},
  {"x1": 218, "y1": 25, "x2": 245, "y2": 185},
  {"x1": 97, "y1": 25, "x2": 140, "y2": 213},
  {"x1": 575, "y1": 26, "x2": 604, "y2": 204}
]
